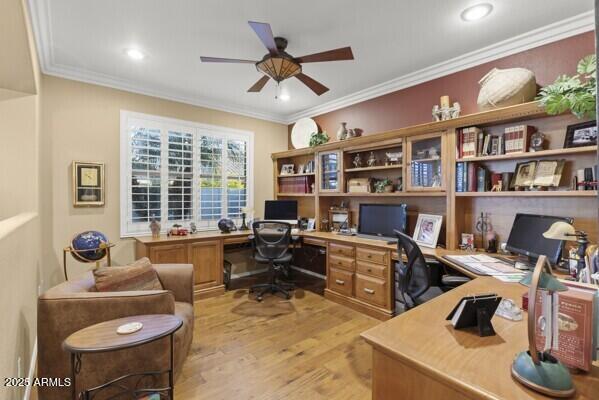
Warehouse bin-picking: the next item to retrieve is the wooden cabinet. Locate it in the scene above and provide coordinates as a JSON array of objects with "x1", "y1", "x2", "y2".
[
  {"x1": 188, "y1": 240, "x2": 223, "y2": 290},
  {"x1": 405, "y1": 132, "x2": 447, "y2": 192},
  {"x1": 325, "y1": 241, "x2": 393, "y2": 320},
  {"x1": 148, "y1": 244, "x2": 187, "y2": 264},
  {"x1": 318, "y1": 150, "x2": 343, "y2": 192}
]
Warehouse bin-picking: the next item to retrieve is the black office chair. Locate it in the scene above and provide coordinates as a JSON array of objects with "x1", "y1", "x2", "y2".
[
  {"x1": 394, "y1": 230, "x2": 469, "y2": 313},
  {"x1": 249, "y1": 221, "x2": 294, "y2": 301}
]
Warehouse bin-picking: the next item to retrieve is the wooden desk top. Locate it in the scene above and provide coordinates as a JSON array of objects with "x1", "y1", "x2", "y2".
[
  {"x1": 63, "y1": 314, "x2": 182, "y2": 353},
  {"x1": 361, "y1": 277, "x2": 599, "y2": 399},
  {"x1": 134, "y1": 230, "x2": 253, "y2": 244}
]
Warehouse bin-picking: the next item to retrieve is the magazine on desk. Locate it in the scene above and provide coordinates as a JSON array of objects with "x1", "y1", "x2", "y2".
[{"x1": 443, "y1": 254, "x2": 526, "y2": 281}]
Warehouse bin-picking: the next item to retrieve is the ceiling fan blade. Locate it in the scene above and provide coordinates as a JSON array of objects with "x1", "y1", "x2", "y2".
[
  {"x1": 295, "y1": 73, "x2": 329, "y2": 96},
  {"x1": 247, "y1": 75, "x2": 270, "y2": 92},
  {"x1": 295, "y1": 47, "x2": 354, "y2": 63},
  {"x1": 200, "y1": 56, "x2": 256, "y2": 64},
  {"x1": 248, "y1": 21, "x2": 279, "y2": 56}
]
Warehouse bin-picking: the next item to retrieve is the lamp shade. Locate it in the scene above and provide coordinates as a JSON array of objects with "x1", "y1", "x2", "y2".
[
  {"x1": 543, "y1": 221, "x2": 576, "y2": 241},
  {"x1": 256, "y1": 56, "x2": 301, "y2": 82}
]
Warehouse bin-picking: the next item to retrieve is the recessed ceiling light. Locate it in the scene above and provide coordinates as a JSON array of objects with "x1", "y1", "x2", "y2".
[
  {"x1": 126, "y1": 48, "x2": 145, "y2": 60},
  {"x1": 461, "y1": 3, "x2": 493, "y2": 22}
]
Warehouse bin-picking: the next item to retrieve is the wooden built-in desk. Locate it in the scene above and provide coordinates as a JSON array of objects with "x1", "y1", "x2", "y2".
[
  {"x1": 135, "y1": 230, "x2": 476, "y2": 317},
  {"x1": 361, "y1": 277, "x2": 599, "y2": 399}
]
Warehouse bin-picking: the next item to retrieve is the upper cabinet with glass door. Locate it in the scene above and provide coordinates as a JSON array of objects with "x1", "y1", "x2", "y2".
[
  {"x1": 406, "y1": 132, "x2": 446, "y2": 191},
  {"x1": 319, "y1": 150, "x2": 342, "y2": 192}
]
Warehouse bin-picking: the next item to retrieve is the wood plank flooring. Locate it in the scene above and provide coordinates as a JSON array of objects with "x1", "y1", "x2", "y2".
[{"x1": 175, "y1": 273, "x2": 378, "y2": 400}]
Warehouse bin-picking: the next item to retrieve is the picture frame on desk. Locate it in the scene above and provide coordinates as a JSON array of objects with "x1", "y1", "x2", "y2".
[
  {"x1": 413, "y1": 213, "x2": 443, "y2": 248},
  {"x1": 564, "y1": 120, "x2": 597, "y2": 148}
]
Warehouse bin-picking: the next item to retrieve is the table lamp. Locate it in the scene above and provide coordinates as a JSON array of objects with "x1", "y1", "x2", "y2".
[
  {"x1": 543, "y1": 221, "x2": 588, "y2": 278},
  {"x1": 511, "y1": 255, "x2": 575, "y2": 397}
]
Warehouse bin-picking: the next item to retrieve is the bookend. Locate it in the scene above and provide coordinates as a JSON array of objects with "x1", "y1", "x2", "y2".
[{"x1": 476, "y1": 307, "x2": 496, "y2": 337}]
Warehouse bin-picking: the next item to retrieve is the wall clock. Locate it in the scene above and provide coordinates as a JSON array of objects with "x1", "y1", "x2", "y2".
[{"x1": 73, "y1": 161, "x2": 105, "y2": 207}]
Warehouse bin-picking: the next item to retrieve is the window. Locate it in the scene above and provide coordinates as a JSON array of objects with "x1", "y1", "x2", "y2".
[{"x1": 120, "y1": 111, "x2": 253, "y2": 236}]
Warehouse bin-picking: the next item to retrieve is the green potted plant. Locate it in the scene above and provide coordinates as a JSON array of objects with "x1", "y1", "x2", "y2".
[
  {"x1": 309, "y1": 131, "x2": 330, "y2": 147},
  {"x1": 537, "y1": 54, "x2": 596, "y2": 119},
  {"x1": 374, "y1": 178, "x2": 394, "y2": 193}
]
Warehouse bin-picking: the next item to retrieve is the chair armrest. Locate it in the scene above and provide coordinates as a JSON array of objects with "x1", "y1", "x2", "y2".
[
  {"x1": 154, "y1": 264, "x2": 194, "y2": 304},
  {"x1": 441, "y1": 275, "x2": 471, "y2": 287}
]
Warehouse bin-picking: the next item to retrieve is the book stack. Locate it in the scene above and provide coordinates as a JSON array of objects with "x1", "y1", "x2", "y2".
[
  {"x1": 455, "y1": 162, "x2": 489, "y2": 192},
  {"x1": 457, "y1": 125, "x2": 536, "y2": 158},
  {"x1": 505, "y1": 125, "x2": 535, "y2": 154},
  {"x1": 278, "y1": 176, "x2": 313, "y2": 193}
]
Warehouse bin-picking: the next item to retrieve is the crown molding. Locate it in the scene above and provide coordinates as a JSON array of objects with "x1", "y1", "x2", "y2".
[
  {"x1": 27, "y1": 0, "x2": 594, "y2": 126},
  {"x1": 283, "y1": 11, "x2": 595, "y2": 124}
]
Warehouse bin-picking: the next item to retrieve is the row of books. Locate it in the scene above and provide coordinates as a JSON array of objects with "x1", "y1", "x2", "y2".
[
  {"x1": 576, "y1": 166, "x2": 598, "y2": 190},
  {"x1": 457, "y1": 125, "x2": 535, "y2": 158},
  {"x1": 278, "y1": 176, "x2": 313, "y2": 194},
  {"x1": 455, "y1": 162, "x2": 492, "y2": 192},
  {"x1": 411, "y1": 161, "x2": 441, "y2": 187}
]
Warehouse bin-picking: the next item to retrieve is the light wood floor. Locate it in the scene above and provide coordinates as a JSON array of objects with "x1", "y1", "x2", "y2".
[{"x1": 175, "y1": 277, "x2": 378, "y2": 400}]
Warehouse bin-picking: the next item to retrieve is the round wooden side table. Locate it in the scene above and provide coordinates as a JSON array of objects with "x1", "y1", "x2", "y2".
[{"x1": 63, "y1": 314, "x2": 182, "y2": 400}]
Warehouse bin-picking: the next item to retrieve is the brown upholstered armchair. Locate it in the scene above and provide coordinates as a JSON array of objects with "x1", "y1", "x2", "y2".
[{"x1": 37, "y1": 264, "x2": 194, "y2": 400}]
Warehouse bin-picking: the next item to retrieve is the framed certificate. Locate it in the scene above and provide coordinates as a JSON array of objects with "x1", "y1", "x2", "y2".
[
  {"x1": 511, "y1": 161, "x2": 536, "y2": 189},
  {"x1": 532, "y1": 160, "x2": 565, "y2": 187},
  {"x1": 73, "y1": 161, "x2": 105, "y2": 206}
]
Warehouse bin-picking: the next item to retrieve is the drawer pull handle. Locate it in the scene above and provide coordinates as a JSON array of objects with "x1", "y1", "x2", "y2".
[
  {"x1": 335, "y1": 279, "x2": 345, "y2": 285},
  {"x1": 364, "y1": 288, "x2": 375, "y2": 294},
  {"x1": 337, "y1": 261, "x2": 342, "y2": 265},
  {"x1": 367, "y1": 254, "x2": 372, "y2": 258},
  {"x1": 367, "y1": 268, "x2": 372, "y2": 272}
]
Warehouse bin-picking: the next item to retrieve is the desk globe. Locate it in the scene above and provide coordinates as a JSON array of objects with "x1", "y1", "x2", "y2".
[{"x1": 63, "y1": 231, "x2": 114, "y2": 280}]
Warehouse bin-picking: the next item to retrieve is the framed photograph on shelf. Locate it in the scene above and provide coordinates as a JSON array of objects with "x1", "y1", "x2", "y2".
[
  {"x1": 72, "y1": 161, "x2": 105, "y2": 207},
  {"x1": 413, "y1": 213, "x2": 443, "y2": 248},
  {"x1": 511, "y1": 161, "x2": 537, "y2": 189},
  {"x1": 564, "y1": 121, "x2": 597, "y2": 148},
  {"x1": 280, "y1": 164, "x2": 295, "y2": 175},
  {"x1": 532, "y1": 159, "x2": 565, "y2": 187}
]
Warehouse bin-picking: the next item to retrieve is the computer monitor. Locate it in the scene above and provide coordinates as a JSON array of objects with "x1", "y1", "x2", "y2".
[
  {"x1": 506, "y1": 213, "x2": 573, "y2": 265},
  {"x1": 264, "y1": 200, "x2": 298, "y2": 224},
  {"x1": 358, "y1": 204, "x2": 407, "y2": 241}
]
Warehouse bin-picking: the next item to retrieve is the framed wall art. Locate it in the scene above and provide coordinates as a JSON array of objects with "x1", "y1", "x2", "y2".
[
  {"x1": 564, "y1": 121, "x2": 597, "y2": 148},
  {"x1": 73, "y1": 161, "x2": 105, "y2": 207}
]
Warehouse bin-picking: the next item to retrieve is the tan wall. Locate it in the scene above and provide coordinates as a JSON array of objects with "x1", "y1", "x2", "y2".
[
  {"x1": 40, "y1": 75, "x2": 288, "y2": 279},
  {"x1": 0, "y1": 1, "x2": 42, "y2": 398}
]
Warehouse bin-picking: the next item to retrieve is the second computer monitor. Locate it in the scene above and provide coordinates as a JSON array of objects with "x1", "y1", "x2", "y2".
[
  {"x1": 506, "y1": 213, "x2": 572, "y2": 265},
  {"x1": 358, "y1": 203, "x2": 407, "y2": 240},
  {"x1": 264, "y1": 200, "x2": 298, "y2": 224}
]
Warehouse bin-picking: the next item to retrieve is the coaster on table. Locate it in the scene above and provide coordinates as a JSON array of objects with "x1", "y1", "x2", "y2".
[{"x1": 116, "y1": 322, "x2": 143, "y2": 335}]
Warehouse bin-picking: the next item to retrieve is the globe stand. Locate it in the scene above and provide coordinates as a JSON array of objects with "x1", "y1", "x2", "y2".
[{"x1": 63, "y1": 243, "x2": 114, "y2": 280}]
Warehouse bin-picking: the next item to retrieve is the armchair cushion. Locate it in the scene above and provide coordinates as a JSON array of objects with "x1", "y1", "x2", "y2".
[{"x1": 93, "y1": 257, "x2": 163, "y2": 292}]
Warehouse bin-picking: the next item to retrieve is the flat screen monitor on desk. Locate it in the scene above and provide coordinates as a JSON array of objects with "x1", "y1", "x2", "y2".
[
  {"x1": 506, "y1": 213, "x2": 572, "y2": 265},
  {"x1": 264, "y1": 200, "x2": 298, "y2": 224},
  {"x1": 358, "y1": 204, "x2": 407, "y2": 242}
]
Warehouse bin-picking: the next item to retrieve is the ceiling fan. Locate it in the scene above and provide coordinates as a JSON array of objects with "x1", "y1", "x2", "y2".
[{"x1": 200, "y1": 21, "x2": 354, "y2": 96}]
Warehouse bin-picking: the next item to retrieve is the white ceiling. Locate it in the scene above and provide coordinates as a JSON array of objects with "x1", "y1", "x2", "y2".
[{"x1": 28, "y1": 0, "x2": 594, "y2": 124}]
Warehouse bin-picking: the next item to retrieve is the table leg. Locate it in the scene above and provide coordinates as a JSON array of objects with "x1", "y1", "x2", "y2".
[
  {"x1": 70, "y1": 353, "x2": 76, "y2": 400},
  {"x1": 169, "y1": 334, "x2": 174, "y2": 399}
]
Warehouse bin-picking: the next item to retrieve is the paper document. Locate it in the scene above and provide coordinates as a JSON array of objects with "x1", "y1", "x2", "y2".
[{"x1": 446, "y1": 254, "x2": 525, "y2": 277}]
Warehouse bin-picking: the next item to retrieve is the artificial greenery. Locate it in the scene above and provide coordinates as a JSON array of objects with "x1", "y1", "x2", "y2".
[
  {"x1": 309, "y1": 131, "x2": 330, "y2": 147},
  {"x1": 374, "y1": 178, "x2": 393, "y2": 193},
  {"x1": 537, "y1": 54, "x2": 596, "y2": 119}
]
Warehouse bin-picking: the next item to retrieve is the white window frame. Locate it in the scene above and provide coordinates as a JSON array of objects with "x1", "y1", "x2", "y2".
[{"x1": 120, "y1": 110, "x2": 254, "y2": 237}]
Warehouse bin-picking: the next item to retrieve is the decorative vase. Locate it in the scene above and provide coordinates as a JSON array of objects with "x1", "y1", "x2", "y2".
[
  {"x1": 477, "y1": 68, "x2": 536, "y2": 111},
  {"x1": 337, "y1": 122, "x2": 348, "y2": 141},
  {"x1": 150, "y1": 219, "x2": 161, "y2": 238}
]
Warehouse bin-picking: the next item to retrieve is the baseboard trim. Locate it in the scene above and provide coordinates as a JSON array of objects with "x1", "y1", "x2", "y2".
[
  {"x1": 23, "y1": 338, "x2": 37, "y2": 400},
  {"x1": 290, "y1": 266, "x2": 326, "y2": 280}
]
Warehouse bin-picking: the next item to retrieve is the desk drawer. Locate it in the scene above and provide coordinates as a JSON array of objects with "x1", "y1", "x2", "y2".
[
  {"x1": 329, "y1": 242, "x2": 355, "y2": 258},
  {"x1": 329, "y1": 254, "x2": 355, "y2": 272},
  {"x1": 223, "y1": 236, "x2": 250, "y2": 245},
  {"x1": 328, "y1": 268, "x2": 353, "y2": 297},
  {"x1": 303, "y1": 237, "x2": 327, "y2": 247},
  {"x1": 355, "y1": 274, "x2": 387, "y2": 308},
  {"x1": 356, "y1": 260, "x2": 387, "y2": 279},
  {"x1": 356, "y1": 247, "x2": 388, "y2": 265}
]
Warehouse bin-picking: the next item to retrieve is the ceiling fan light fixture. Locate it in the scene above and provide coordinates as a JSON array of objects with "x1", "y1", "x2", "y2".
[{"x1": 256, "y1": 56, "x2": 301, "y2": 82}]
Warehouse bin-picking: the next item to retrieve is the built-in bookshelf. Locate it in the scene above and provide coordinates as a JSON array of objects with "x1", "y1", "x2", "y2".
[{"x1": 272, "y1": 101, "x2": 598, "y2": 248}]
